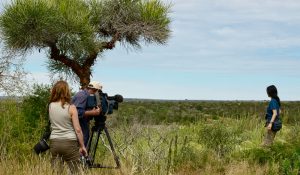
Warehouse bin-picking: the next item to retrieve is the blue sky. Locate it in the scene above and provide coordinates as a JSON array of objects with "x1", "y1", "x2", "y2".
[{"x1": 2, "y1": 0, "x2": 300, "y2": 100}]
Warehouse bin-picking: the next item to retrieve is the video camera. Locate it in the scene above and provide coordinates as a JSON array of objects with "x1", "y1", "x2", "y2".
[
  {"x1": 101, "y1": 92, "x2": 123, "y2": 114},
  {"x1": 86, "y1": 91, "x2": 123, "y2": 126}
]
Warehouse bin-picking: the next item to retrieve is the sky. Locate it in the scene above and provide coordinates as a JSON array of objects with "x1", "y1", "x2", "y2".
[{"x1": 2, "y1": 0, "x2": 300, "y2": 100}]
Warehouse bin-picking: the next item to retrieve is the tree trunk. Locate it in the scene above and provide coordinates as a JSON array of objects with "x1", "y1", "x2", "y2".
[
  {"x1": 48, "y1": 42, "x2": 93, "y2": 88},
  {"x1": 47, "y1": 35, "x2": 120, "y2": 89},
  {"x1": 78, "y1": 71, "x2": 91, "y2": 89}
]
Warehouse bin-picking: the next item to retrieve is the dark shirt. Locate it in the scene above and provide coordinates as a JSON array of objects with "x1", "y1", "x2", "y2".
[
  {"x1": 266, "y1": 98, "x2": 280, "y2": 122},
  {"x1": 71, "y1": 89, "x2": 89, "y2": 118}
]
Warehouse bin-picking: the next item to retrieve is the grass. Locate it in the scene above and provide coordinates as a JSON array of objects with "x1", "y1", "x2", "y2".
[{"x1": 1, "y1": 99, "x2": 300, "y2": 175}]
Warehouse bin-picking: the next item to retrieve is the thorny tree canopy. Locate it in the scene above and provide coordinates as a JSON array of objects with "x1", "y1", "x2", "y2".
[{"x1": 0, "y1": 0, "x2": 171, "y2": 87}]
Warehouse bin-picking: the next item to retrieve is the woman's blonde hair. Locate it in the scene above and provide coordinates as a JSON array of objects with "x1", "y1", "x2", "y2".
[{"x1": 50, "y1": 80, "x2": 71, "y2": 108}]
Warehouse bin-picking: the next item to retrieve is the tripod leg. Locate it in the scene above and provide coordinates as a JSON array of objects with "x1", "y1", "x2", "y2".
[
  {"x1": 104, "y1": 126, "x2": 121, "y2": 168},
  {"x1": 87, "y1": 128, "x2": 94, "y2": 153},
  {"x1": 87, "y1": 127, "x2": 101, "y2": 166},
  {"x1": 91, "y1": 128, "x2": 101, "y2": 165}
]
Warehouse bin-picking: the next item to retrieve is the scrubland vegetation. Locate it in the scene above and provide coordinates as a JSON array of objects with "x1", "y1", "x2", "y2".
[{"x1": 1, "y1": 85, "x2": 300, "y2": 175}]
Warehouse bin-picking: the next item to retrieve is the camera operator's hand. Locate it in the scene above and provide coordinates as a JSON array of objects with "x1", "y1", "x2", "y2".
[
  {"x1": 93, "y1": 106, "x2": 101, "y2": 116},
  {"x1": 80, "y1": 146, "x2": 87, "y2": 157},
  {"x1": 84, "y1": 106, "x2": 101, "y2": 118}
]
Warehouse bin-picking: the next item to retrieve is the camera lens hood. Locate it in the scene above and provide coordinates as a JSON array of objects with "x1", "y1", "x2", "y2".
[{"x1": 33, "y1": 139, "x2": 50, "y2": 154}]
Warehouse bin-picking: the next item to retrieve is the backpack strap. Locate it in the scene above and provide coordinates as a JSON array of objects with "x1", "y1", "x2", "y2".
[{"x1": 42, "y1": 103, "x2": 51, "y2": 140}]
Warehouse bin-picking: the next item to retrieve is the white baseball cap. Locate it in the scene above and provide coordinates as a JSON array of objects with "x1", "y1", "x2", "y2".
[{"x1": 87, "y1": 81, "x2": 102, "y2": 90}]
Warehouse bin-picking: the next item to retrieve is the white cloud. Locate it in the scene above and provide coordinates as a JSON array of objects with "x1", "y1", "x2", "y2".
[{"x1": 26, "y1": 72, "x2": 51, "y2": 85}]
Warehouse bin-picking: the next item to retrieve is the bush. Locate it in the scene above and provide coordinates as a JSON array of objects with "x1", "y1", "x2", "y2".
[
  {"x1": 173, "y1": 143, "x2": 210, "y2": 170},
  {"x1": 22, "y1": 84, "x2": 51, "y2": 129},
  {"x1": 239, "y1": 143, "x2": 300, "y2": 174},
  {"x1": 198, "y1": 122, "x2": 238, "y2": 157},
  {"x1": 243, "y1": 147, "x2": 273, "y2": 165}
]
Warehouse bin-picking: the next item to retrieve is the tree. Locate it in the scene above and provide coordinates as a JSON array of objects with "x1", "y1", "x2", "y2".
[
  {"x1": 0, "y1": 0, "x2": 171, "y2": 87},
  {"x1": 0, "y1": 50, "x2": 28, "y2": 95}
]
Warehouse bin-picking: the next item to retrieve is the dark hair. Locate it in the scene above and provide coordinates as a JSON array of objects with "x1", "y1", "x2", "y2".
[{"x1": 266, "y1": 85, "x2": 281, "y2": 107}]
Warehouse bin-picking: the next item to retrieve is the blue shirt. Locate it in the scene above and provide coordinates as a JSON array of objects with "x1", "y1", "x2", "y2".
[
  {"x1": 71, "y1": 89, "x2": 89, "y2": 118},
  {"x1": 266, "y1": 98, "x2": 280, "y2": 122}
]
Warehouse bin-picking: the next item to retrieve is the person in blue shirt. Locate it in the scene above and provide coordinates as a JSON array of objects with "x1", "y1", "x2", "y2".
[
  {"x1": 72, "y1": 81, "x2": 102, "y2": 146},
  {"x1": 262, "y1": 85, "x2": 282, "y2": 147}
]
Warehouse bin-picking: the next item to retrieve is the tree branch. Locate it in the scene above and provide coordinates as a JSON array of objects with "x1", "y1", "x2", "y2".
[
  {"x1": 82, "y1": 51, "x2": 98, "y2": 71},
  {"x1": 101, "y1": 32, "x2": 121, "y2": 50},
  {"x1": 81, "y1": 32, "x2": 121, "y2": 71},
  {"x1": 48, "y1": 42, "x2": 84, "y2": 76}
]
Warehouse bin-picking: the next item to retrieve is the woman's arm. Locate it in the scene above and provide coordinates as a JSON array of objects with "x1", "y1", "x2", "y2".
[
  {"x1": 267, "y1": 109, "x2": 277, "y2": 130},
  {"x1": 69, "y1": 104, "x2": 87, "y2": 156}
]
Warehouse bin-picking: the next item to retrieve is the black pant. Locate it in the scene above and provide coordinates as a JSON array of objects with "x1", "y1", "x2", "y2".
[{"x1": 79, "y1": 118, "x2": 90, "y2": 147}]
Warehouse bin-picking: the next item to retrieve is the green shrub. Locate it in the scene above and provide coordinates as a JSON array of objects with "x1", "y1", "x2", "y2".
[
  {"x1": 173, "y1": 142, "x2": 211, "y2": 170},
  {"x1": 21, "y1": 84, "x2": 51, "y2": 129},
  {"x1": 198, "y1": 122, "x2": 238, "y2": 157},
  {"x1": 239, "y1": 143, "x2": 300, "y2": 174},
  {"x1": 243, "y1": 147, "x2": 273, "y2": 165}
]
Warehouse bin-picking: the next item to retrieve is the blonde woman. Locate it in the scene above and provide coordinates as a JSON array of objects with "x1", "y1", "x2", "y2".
[{"x1": 49, "y1": 81, "x2": 87, "y2": 174}]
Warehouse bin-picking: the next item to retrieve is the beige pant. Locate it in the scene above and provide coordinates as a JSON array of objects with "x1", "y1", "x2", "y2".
[
  {"x1": 50, "y1": 139, "x2": 83, "y2": 174},
  {"x1": 262, "y1": 129, "x2": 277, "y2": 147}
]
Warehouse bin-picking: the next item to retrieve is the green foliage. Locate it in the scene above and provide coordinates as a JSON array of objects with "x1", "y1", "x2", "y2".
[
  {"x1": 242, "y1": 147, "x2": 273, "y2": 165},
  {"x1": 116, "y1": 101, "x2": 205, "y2": 124},
  {"x1": 139, "y1": 0, "x2": 171, "y2": 43},
  {"x1": 2, "y1": 99, "x2": 300, "y2": 174},
  {"x1": 0, "y1": 100, "x2": 15, "y2": 154},
  {"x1": 1, "y1": 0, "x2": 97, "y2": 52},
  {"x1": 172, "y1": 140, "x2": 211, "y2": 170},
  {"x1": 238, "y1": 143, "x2": 300, "y2": 174},
  {"x1": 0, "y1": 99, "x2": 42, "y2": 158},
  {"x1": 281, "y1": 102, "x2": 300, "y2": 124},
  {"x1": 0, "y1": 0, "x2": 58, "y2": 50},
  {"x1": 22, "y1": 84, "x2": 51, "y2": 129},
  {"x1": 198, "y1": 122, "x2": 238, "y2": 157},
  {"x1": 90, "y1": 0, "x2": 171, "y2": 44}
]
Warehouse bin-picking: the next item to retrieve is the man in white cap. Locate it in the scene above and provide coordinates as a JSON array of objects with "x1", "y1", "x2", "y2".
[{"x1": 72, "y1": 81, "x2": 102, "y2": 146}]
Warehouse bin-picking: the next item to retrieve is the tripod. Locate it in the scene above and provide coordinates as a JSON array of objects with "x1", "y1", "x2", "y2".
[{"x1": 86, "y1": 122, "x2": 121, "y2": 169}]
